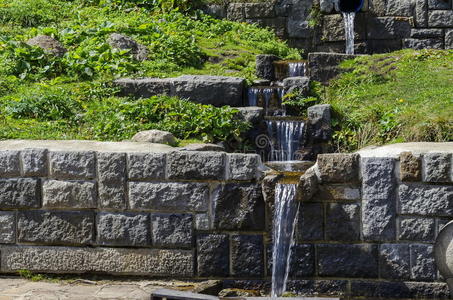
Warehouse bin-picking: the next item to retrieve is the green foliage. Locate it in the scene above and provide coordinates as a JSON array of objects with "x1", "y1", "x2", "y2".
[
  {"x1": 0, "y1": 0, "x2": 70, "y2": 27},
  {"x1": 18, "y1": 270, "x2": 47, "y2": 282},
  {"x1": 307, "y1": 1, "x2": 322, "y2": 28}
]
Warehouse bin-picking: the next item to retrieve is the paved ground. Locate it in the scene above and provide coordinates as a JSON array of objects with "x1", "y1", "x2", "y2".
[{"x1": 0, "y1": 277, "x2": 204, "y2": 300}]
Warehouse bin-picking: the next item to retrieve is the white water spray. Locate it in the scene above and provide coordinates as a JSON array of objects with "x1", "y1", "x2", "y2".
[
  {"x1": 342, "y1": 12, "x2": 356, "y2": 55},
  {"x1": 266, "y1": 120, "x2": 305, "y2": 162}
]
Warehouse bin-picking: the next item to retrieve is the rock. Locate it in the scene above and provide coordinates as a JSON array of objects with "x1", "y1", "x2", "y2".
[
  {"x1": 42, "y1": 180, "x2": 97, "y2": 209},
  {"x1": 410, "y1": 244, "x2": 436, "y2": 281},
  {"x1": 423, "y1": 153, "x2": 451, "y2": 183},
  {"x1": 367, "y1": 17, "x2": 412, "y2": 40},
  {"x1": 49, "y1": 151, "x2": 96, "y2": 180},
  {"x1": 98, "y1": 152, "x2": 126, "y2": 209},
  {"x1": 411, "y1": 28, "x2": 444, "y2": 38},
  {"x1": 97, "y1": 212, "x2": 150, "y2": 247},
  {"x1": 167, "y1": 151, "x2": 226, "y2": 180},
  {"x1": 307, "y1": 104, "x2": 332, "y2": 143},
  {"x1": 227, "y1": 3, "x2": 246, "y2": 21},
  {"x1": 446, "y1": 29, "x2": 453, "y2": 49},
  {"x1": 231, "y1": 235, "x2": 264, "y2": 277},
  {"x1": 308, "y1": 52, "x2": 359, "y2": 84},
  {"x1": 0, "y1": 150, "x2": 20, "y2": 177},
  {"x1": 268, "y1": 244, "x2": 315, "y2": 277},
  {"x1": 400, "y1": 152, "x2": 422, "y2": 181},
  {"x1": 17, "y1": 211, "x2": 94, "y2": 246},
  {"x1": 252, "y1": 79, "x2": 271, "y2": 86},
  {"x1": 428, "y1": 10, "x2": 453, "y2": 27},
  {"x1": 197, "y1": 234, "x2": 229, "y2": 277},
  {"x1": 128, "y1": 152, "x2": 166, "y2": 180},
  {"x1": 296, "y1": 167, "x2": 319, "y2": 202},
  {"x1": 435, "y1": 220, "x2": 453, "y2": 292},
  {"x1": 415, "y1": 0, "x2": 428, "y2": 27},
  {"x1": 132, "y1": 130, "x2": 177, "y2": 146},
  {"x1": 283, "y1": 76, "x2": 310, "y2": 95},
  {"x1": 180, "y1": 143, "x2": 225, "y2": 152},
  {"x1": 0, "y1": 212, "x2": 15, "y2": 244},
  {"x1": 315, "y1": 184, "x2": 361, "y2": 201},
  {"x1": 403, "y1": 38, "x2": 444, "y2": 50},
  {"x1": 114, "y1": 78, "x2": 173, "y2": 98},
  {"x1": 256, "y1": 54, "x2": 280, "y2": 80},
  {"x1": 235, "y1": 107, "x2": 264, "y2": 124},
  {"x1": 218, "y1": 289, "x2": 260, "y2": 297},
  {"x1": 317, "y1": 153, "x2": 359, "y2": 183},
  {"x1": 151, "y1": 213, "x2": 193, "y2": 248},
  {"x1": 244, "y1": 2, "x2": 275, "y2": 18},
  {"x1": 0, "y1": 179, "x2": 40, "y2": 209},
  {"x1": 399, "y1": 217, "x2": 435, "y2": 242},
  {"x1": 297, "y1": 203, "x2": 323, "y2": 241},
  {"x1": 192, "y1": 280, "x2": 223, "y2": 296},
  {"x1": 325, "y1": 203, "x2": 361, "y2": 241},
  {"x1": 385, "y1": 0, "x2": 415, "y2": 16},
  {"x1": 26, "y1": 35, "x2": 67, "y2": 57},
  {"x1": 107, "y1": 33, "x2": 148, "y2": 61},
  {"x1": 428, "y1": 0, "x2": 451, "y2": 9},
  {"x1": 350, "y1": 280, "x2": 449, "y2": 298},
  {"x1": 21, "y1": 149, "x2": 48, "y2": 177},
  {"x1": 379, "y1": 244, "x2": 410, "y2": 280},
  {"x1": 227, "y1": 153, "x2": 260, "y2": 181},
  {"x1": 399, "y1": 184, "x2": 453, "y2": 216}
]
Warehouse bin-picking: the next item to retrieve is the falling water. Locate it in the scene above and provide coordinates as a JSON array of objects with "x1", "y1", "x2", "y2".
[
  {"x1": 288, "y1": 62, "x2": 307, "y2": 77},
  {"x1": 272, "y1": 183, "x2": 299, "y2": 297},
  {"x1": 247, "y1": 87, "x2": 285, "y2": 114},
  {"x1": 266, "y1": 120, "x2": 305, "y2": 161},
  {"x1": 342, "y1": 12, "x2": 356, "y2": 55}
]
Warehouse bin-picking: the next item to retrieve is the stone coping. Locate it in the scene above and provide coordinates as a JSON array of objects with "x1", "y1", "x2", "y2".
[{"x1": 357, "y1": 142, "x2": 453, "y2": 158}]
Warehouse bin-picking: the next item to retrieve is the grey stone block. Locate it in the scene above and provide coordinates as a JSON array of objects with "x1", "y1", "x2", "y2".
[
  {"x1": 227, "y1": 154, "x2": 259, "y2": 181},
  {"x1": 308, "y1": 52, "x2": 358, "y2": 84},
  {"x1": 244, "y1": 2, "x2": 275, "y2": 18},
  {"x1": 283, "y1": 76, "x2": 310, "y2": 95},
  {"x1": 399, "y1": 217, "x2": 435, "y2": 242},
  {"x1": 367, "y1": 17, "x2": 412, "y2": 40},
  {"x1": 21, "y1": 149, "x2": 48, "y2": 177},
  {"x1": 268, "y1": 244, "x2": 315, "y2": 278},
  {"x1": 203, "y1": 4, "x2": 227, "y2": 19},
  {"x1": 98, "y1": 152, "x2": 126, "y2": 209},
  {"x1": 17, "y1": 211, "x2": 94, "y2": 246},
  {"x1": 97, "y1": 212, "x2": 150, "y2": 247},
  {"x1": 0, "y1": 178, "x2": 40, "y2": 209},
  {"x1": 297, "y1": 203, "x2": 323, "y2": 241},
  {"x1": 212, "y1": 183, "x2": 265, "y2": 231},
  {"x1": 167, "y1": 151, "x2": 225, "y2": 180},
  {"x1": 197, "y1": 234, "x2": 229, "y2": 277},
  {"x1": 128, "y1": 182, "x2": 209, "y2": 212},
  {"x1": 411, "y1": 28, "x2": 444, "y2": 38},
  {"x1": 429, "y1": 10, "x2": 453, "y2": 27},
  {"x1": 297, "y1": 168, "x2": 319, "y2": 202},
  {"x1": 379, "y1": 244, "x2": 410, "y2": 280},
  {"x1": 227, "y1": 3, "x2": 245, "y2": 21},
  {"x1": 315, "y1": 184, "x2": 361, "y2": 201},
  {"x1": 446, "y1": 29, "x2": 453, "y2": 49},
  {"x1": 127, "y1": 153, "x2": 166, "y2": 180},
  {"x1": 42, "y1": 180, "x2": 96, "y2": 209},
  {"x1": 403, "y1": 38, "x2": 444, "y2": 49},
  {"x1": 0, "y1": 211, "x2": 15, "y2": 244},
  {"x1": 361, "y1": 157, "x2": 396, "y2": 241},
  {"x1": 320, "y1": 0, "x2": 335, "y2": 12},
  {"x1": 415, "y1": 0, "x2": 428, "y2": 27},
  {"x1": 49, "y1": 151, "x2": 95, "y2": 179},
  {"x1": 1, "y1": 246, "x2": 193, "y2": 276},
  {"x1": 399, "y1": 184, "x2": 453, "y2": 216},
  {"x1": 400, "y1": 152, "x2": 422, "y2": 181},
  {"x1": 0, "y1": 150, "x2": 20, "y2": 177},
  {"x1": 113, "y1": 78, "x2": 173, "y2": 98},
  {"x1": 428, "y1": 0, "x2": 451, "y2": 9},
  {"x1": 351, "y1": 280, "x2": 450, "y2": 298},
  {"x1": 231, "y1": 235, "x2": 264, "y2": 277},
  {"x1": 423, "y1": 153, "x2": 451, "y2": 183},
  {"x1": 317, "y1": 244, "x2": 379, "y2": 278},
  {"x1": 321, "y1": 14, "x2": 366, "y2": 42},
  {"x1": 317, "y1": 153, "x2": 359, "y2": 183},
  {"x1": 410, "y1": 244, "x2": 436, "y2": 281},
  {"x1": 195, "y1": 213, "x2": 210, "y2": 231},
  {"x1": 386, "y1": 0, "x2": 415, "y2": 16},
  {"x1": 98, "y1": 183, "x2": 126, "y2": 209},
  {"x1": 326, "y1": 203, "x2": 360, "y2": 241},
  {"x1": 286, "y1": 279, "x2": 348, "y2": 297},
  {"x1": 151, "y1": 213, "x2": 193, "y2": 248},
  {"x1": 256, "y1": 54, "x2": 280, "y2": 81}
]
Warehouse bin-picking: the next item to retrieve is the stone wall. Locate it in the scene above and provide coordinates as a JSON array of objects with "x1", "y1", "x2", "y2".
[{"x1": 205, "y1": 0, "x2": 453, "y2": 53}]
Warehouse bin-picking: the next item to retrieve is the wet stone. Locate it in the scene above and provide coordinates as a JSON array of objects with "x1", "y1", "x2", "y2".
[
  {"x1": 197, "y1": 234, "x2": 229, "y2": 277},
  {"x1": 0, "y1": 178, "x2": 40, "y2": 209},
  {"x1": 379, "y1": 244, "x2": 410, "y2": 280},
  {"x1": 423, "y1": 153, "x2": 451, "y2": 183},
  {"x1": 97, "y1": 212, "x2": 151, "y2": 247},
  {"x1": 351, "y1": 280, "x2": 450, "y2": 298},
  {"x1": 21, "y1": 149, "x2": 48, "y2": 177},
  {"x1": 151, "y1": 213, "x2": 193, "y2": 248},
  {"x1": 49, "y1": 151, "x2": 96, "y2": 179},
  {"x1": 231, "y1": 235, "x2": 264, "y2": 277},
  {"x1": 410, "y1": 244, "x2": 436, "y2": 281},
  {"x1": 286, "y1": 280, "x2": 348, "y2": 296},
  {"x1": 0, "y1": 150, "x2": 20, "y2": 177},
  {"x1": 399, "y1": 217, "x2": 435, "y2": 242},
  {"x1": 0, "y1": 211, "x2": 16, "y2": 244}
]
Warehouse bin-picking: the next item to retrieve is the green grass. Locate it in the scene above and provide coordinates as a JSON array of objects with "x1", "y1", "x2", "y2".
[{"x1": 319, "y1": 49, "x2": 453, "y2": 152}]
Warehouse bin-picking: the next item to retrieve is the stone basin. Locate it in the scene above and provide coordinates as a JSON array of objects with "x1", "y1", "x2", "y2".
[{"x1": 265, "y1": 160, "x2": 314, "y2": 173}]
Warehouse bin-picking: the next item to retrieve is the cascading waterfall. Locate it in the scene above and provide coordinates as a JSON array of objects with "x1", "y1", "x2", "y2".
[
  {"x1": 342, "y1": 12, "x2": 356, "y2": 55},
  {"x1": 271, "y1": 183, "x2": 300, "y2": 297},
  {"x1": 247, "y1": 87, "x2": 285, "y2": 115},
  {"x1": 266, "y1": 120, "x2": 305, "y2": 162},
  {"x1": 288, "y1": 62, "x2": 307, "y2": 77}
]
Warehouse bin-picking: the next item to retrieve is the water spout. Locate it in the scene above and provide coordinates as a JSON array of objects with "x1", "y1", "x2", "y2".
[
  {"x1": 342, "y1": 12, "x2": 356, "y2": 55},
  {"x1": 266, "y1": 120, "x2": 305, "y2": 162}
]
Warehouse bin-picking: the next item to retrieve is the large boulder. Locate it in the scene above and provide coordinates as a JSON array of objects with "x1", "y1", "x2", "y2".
[
  {"x1": 114, "y1": 78, "x2": 173, "y2": 98},
  {"x1": 26, "y1": 35, "x2": 67, "y2": 57},
  {"x1": 283, "y1": 76, "x2": 310, "y2": 95},
  {"x1": 107, "y1": 33, "x2": 149, "y2": 61},
  {"x1": 132, "y1": 130, "x2": 177, "y2": 146},
  {"x1": 255, "y1": 54, "x2": 280, "y2": 80}
]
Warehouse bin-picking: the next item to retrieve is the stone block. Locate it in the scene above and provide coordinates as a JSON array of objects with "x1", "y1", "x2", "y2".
[
  {"x1": 98, "y1": 152, "x2": 126, "y2": 209},
  {"x1": 98, "y1": 183, "x2": 126, "y2": 209},
  {"x1": 321, "y1": 14, "x2": 366, "y2": 42},
  {"x1": 423, "y1": 153, "x2": 451, "y2": 183},
  {"x1": 317, "y1": 153, "x2": 359, "y2": 183},
  {"x1": 403, "y1": 38, "x2": 444, "y2": 49},
  {"x1": 369, "y1": 0, "x2": 387, "y2": 15},
  {"x1": 195, "y1": 213, "x2": 210, "y2": 231},
  {"x1": 429, "y1": 10, "x2": 453, "y2": 27},
  {"x1": 296, "y1": 168, "x2": 319, "y2": 202},
  {"x1": 244, "y1": 2, "x2": 275, "y2": 18},
  {"x1": 410, "y1": 244, "x2": 436, "y2": 281},
  {"x1": 97, "y1": 212, "x2": 150, "y2": 247},
  {"x1": 1, "y1": 246, "x2": 193, "y2": 276},
  {"x1": 151, "y1": 213, "x2": 193, "y2": 248},
  {"x1": 256, "y1": 54, "x2": 280, "y2": 80},
  {"x1": 367, "y1": 39, "x2": 403, "y2": 53},
  {"x1": 167, "y1": 151, "x2": 225, "y2": 180},
  {"x1": 0, "y1": 178, "x2": 40, "y2": 209},
  {"x1": 42, "y1": 180, "x2": 96, "y2": 209},
  {"x1": 367, "y1": 17, "x2": 412, "y2": 40},
  {"x1": 315, "y1": 184, "x2": 361, "y2": 201},
  {"x1": 297, "y1": 203, "x2": 323, "y2": 241},
  {"x1": 17, "y1": 211, "x2": 94, "y2": 246},
  {"x1": 212, "y1": 183, "x2": 265, "y2": 231},
  {"x1": 351, "y1": 280, "x2": 449, "y2": 298},
  {"x1": 0, "y1": 211, "x2": 15, "y2": 244},
  {"x1": 113, "y1": 78, "x2": 173, "y2": 98},
  {"x1": 386, "y1": 0, "x2": 416, "y2": 16},
  {"x1": 21, "y1": 149, "x2": 48, "y2": 177},
  {"x1": 127, "y1": 152, "x2": 166, "y2": 180},
  {"x1": 399, "y1": 184, "x2": 453, "y2": 216},
  {"x1": 379, "y1": 244, "x2": 410, "y2": 280},
  {"x1": 227, "y1": 3, "x2": 245, "y2": 21},
  {"x1": 231, "y1": 235, "x2": 264, "y2": 277},
  {"x1": 269, "y1": 244, "x2": 315, "y2": 277},
  {"x1": 320, "y1": 0, "x2": 335, "y2": 12},
  {"x1": 307, "y1": 104, "x2": 332, "y2": 142},
  {"x1": 428, "y1": 0, "x2": 451, "y2": 9},
  {"x1": 326, "y1": 203, "x2": 360, "y2": 241},
  {"x1": 308, "y1": 52, "x2": 358, "y2": 84},
  {"x1": 400, "y1": 152, "x2": 422, "y2": 181},
  {"x1": 415, "y1": 0, "x2": 428, "y2": 27},
  {"x1": 128, "y1": 182, "x2": 209, "y2": 212},
  {"x1": 317, "y1": 244, "x2": 379, "y2": 278},
  {"x1": 203, "y1": 4, "x2": 227, "y2": 19},
  {"x1": 0, "y1": 150, "x2": 20, "y2": 177},
  {"x1": 227, "y1": 154, "x2": 259, "y2": 181},
  {"x1": 49, "y1": 151, "x2": 96, "y2": 179},
  {"x1": 361, "y1": 157, "x2": 396, "y2": 241},
  {"x1": 411, "y1": 28, "x2": 444, "y2": 38},
  {"x1": 197, "y1": 234, "x2": 229, "y2": 277},
  {"x1": 287, "y1": 18, "x2": 312, "y2": 39},
  {"x1": 286, "y1": 280, "x2": 348, "y2": 297},
  {"x1": 399, "y1": 217, "x2": 435, "y2": 242}
]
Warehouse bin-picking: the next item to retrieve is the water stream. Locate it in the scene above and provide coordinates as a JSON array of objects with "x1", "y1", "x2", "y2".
[
  {"x1": 247, "y1": 87, "x2": 285, "y2": 115},
  {"x1": 288, "y1": 62, "x2": 307, "y2": 77},
  {"x1": 342, "y1": 12, "x2": 356, "y2": 55},
  {"x1": 266, "y1": 120, "x2": 305, "y2": 162},
  {"x1": 271, "y1": 183, "x2": 300, "y2": 297}
]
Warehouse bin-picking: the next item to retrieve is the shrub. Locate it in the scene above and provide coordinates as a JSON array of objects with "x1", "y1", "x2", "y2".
[{"x1": 0, "y1": 0, "x2": 70, "y2": 27}]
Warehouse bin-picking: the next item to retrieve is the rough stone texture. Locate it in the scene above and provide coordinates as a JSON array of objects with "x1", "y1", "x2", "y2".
[
  {"x1": 367, "y1": 17, "x2": 412, "y2": 39},
  {"x1": 0, "y1": 211, "x2": 15, "y2": 244},
  {"x1": 172, "y1": 75, "x2": 245, "y2": 107},
  {"x1": 361, "y1": 157, "x2": 396, "y2": 241},
  {"x1": 400, "y1": 151, "x2": 422, "y2": 181},
  {"x1": 128, "y1": 182, "x2": 209, "y2": 212},
  {"x1": 98, "y1": 152, "x2": 126, "y2": 209},
  {"x1": 308, "y1": 52, "x2": 358, "y2": 84},
  {"x1": 97, "y1": 212, "x2": 150, "y2": 247},
  {"x1": 26, "y1": 35, "x2": 67, "y2": 57},
  {"x1": 235, "y1": 107, "x2": 264, "y2": 124},
  {"x1": 317, "y1": 244, "x2": 379, "y2": 278},
  {"x1": 399, "y1": 217, "x2": 435, "y2": 242},
  {"x1": 227, "y1": 3, "x2": 246, "y2": 21},
  {"x1": 179, "y1": 143, "x2": 225, "y2": 152},
  {"x1": 21, "y1": 149, "x2": 48, "y2": 177},
  {"x1": 1, "y1": 246, "x2": 193, "y2": 276},
  {"x1": 127, "y1": 152, "x2": 166, "y2": 180},
  {"x1": 379, "y1": 244, "x2": 410, "y2": 279},
  {"x1": 167, "y1": 151, "x2": 225, "y2": 180},
  {"x1": 195, "y1": 213, "x2": 210, "y2": 231},
  {"x1": 17, "y1": 211, "x2": 94, "y2": 246},
  {"x1": 231, "y1": 235, "x2": 264, "y2": 277},
  {"x1": 131, "y1": 130, "x2": 176, "y2": 146},
  {"x1": 297, "y1": 203, "x2": 323, "y2": 241},
  {"x1": 386, "y1": 0, "x2": 415, "y2": 16},
  {"x1": 296, "y1": 167, "x2": 319, "y2": 202},
  {"x1": 320, "y1": 0, "x2": 335, "y2": 12},
  {"x1": 423, "y1": 153, "x2": 451, "y2": 183},
  {"x1": 244, "y1": 2, "x2": 275, "y2": 18},
  {"x1": 227, "y1": 154, "x2": 259, "y2": 181},
  {"x1": 282, "y1": 76, "x2": 310, "y2": 95},
  {"x1": 315, "y1": 184, "x2": 361, "y2": 201},
  {"x1": 411, "y1": 28, "x2": 444, "y2": 38},
  {"x1": 321, "y1": 14, "x2": 366, "y2": 42},
  {"x1": 42, "y1": 180, "x2": 96, "y2": 209},
  {"x1": 317, "y1": 153, "x2": 359, "y2": 183},
  {"x1": 268, "y1": 244, "x2": 315, "y2": 277},
  {"x1": 428, "y1": 0, "x2": 452, "y2": 9},
  {"x1": 446, "y1": 29, "x2": 453, "y2": 49},
  {"x1": 286, "y1": 279, "x2": 348, "y2": 297},
  {"x1": 107, "y1": 33, "x2": 148, "y2": 61},
  {"x1": 212, "y1": 183, "x2": 265, "y2": 231},
  {"x1": 307, "y1": 104, "x2": 332, "y2": 142},
  {"x1": 429, "y1": 10, "x2": 453, "y2": 27},
  {"x1": 114, "y1": 78, "x2": 173, "y2": 98},
  {"x1": 399, "y1": 184, "x2": 453, "y2": 216},
  {"x1": 410, "y1": 244, "x2": 436, "y2": 281},
  {"x1": 403, "y1": 38, "x2": 444, "y2": 49},
  {"x1": 49, "y1": 151, "x2": 96, "y2": 180},
  {"x1": 197, "y1": 234, "x2": 229, "y2": 277},
  {"x1": 151, "y1": 213, "x2": 193, "y2": 248},
  {"x1": 0, "y1": 150, "x2": 20, "y2": 177},
  {"x1": 255, "y1": 54, "x2": 280, "y2": 80},
  {"x1": 325, "y1": 203, "x2": 360, "y2": 241},
  {"x1": 0, "y1": 179, "x2": 39, "y2": 209},
  {"x1": 351, "y1": 280, "x2": 450, "y2": 298}
]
